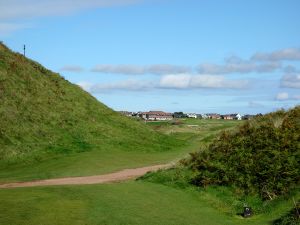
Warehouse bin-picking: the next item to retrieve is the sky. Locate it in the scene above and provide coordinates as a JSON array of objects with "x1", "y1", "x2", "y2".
[{"x1": 1, "y1": 0, "x2": 300, "y2": 114}]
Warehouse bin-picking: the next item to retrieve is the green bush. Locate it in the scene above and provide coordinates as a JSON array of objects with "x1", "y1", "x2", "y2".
[{"x1": 183, "y1": 107, "x2": 300, "y2": 199}]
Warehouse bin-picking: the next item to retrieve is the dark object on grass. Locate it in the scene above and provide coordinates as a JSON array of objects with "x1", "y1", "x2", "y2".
[{"x1": 243, "y1": 207, "x2": 252, "y2": 218}]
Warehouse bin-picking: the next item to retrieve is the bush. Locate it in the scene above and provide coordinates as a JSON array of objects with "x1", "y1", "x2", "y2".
[{"x1": 183, "y1": 106, "x2": 300, "y2": 199}]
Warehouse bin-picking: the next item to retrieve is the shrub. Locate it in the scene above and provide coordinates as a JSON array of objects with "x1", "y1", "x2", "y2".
[{"x1": 184, "y1": 106, "x2": 300, "y2": 199}]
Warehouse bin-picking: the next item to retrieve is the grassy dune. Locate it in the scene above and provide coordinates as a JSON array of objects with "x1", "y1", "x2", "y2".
[
  {"x1": 0, "y1": 43, "x2": 185, "y2": 182},
  {"x1": 0, "y1": 43, "x2": 182, "y2": 161}
]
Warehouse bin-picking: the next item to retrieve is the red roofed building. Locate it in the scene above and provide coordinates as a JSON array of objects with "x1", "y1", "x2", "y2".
[
  {"x1": 141, "y1": 111, "x2": 173, "y2": 121},
  {"x1": 222, "y1": 114, "x2": 242, "y2": 120},
  {"x1": 206, "y1": 113, "x2": 221, "y2": 119}
]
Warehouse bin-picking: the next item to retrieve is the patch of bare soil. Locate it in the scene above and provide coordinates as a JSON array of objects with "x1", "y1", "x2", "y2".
[{"x1": 0, "y1": 164, "x2": 170, "y2": 189}]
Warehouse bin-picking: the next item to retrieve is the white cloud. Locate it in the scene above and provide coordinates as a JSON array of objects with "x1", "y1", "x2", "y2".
[
  {"x1": 159, "y1": 74, "x2": 190, "y2": 88},
  {"x1": 256, "y1": 62, "x2": 282, "y2": 72},
  {"x1": 61, "y1": 65, "x2": 84, "y2": 72},
  {"x1": 283, "y1": 65, "x2": 298, "y2": 73},
  {"x1": 190, "y1": 75, "x2": 248, "y2": 89},
  {"x1": 280, "y1": 74, "x2": 300, "y2": 89},
  {"x1": 251, "y1": 48, "x2": 300, "y2": 61},
  {"x1": 91, "y1": 64, "x2": 191, "y2": 75},
  {"x1": 147, "y1": 64, "x2": 191, "y2": 75},
  {"x1": 77, "y1": 74, "x2": 249, "y2": 92},
  {"x1": 160, "y1": 74, "x2": 248, "y2": 89},
  {"x1": 0, "y1": 22, "x2": 31, "y2": 36},
  {"x1": 275, "y1": 92, "x2": 300, "y2": 101},
  {"x1": 0, "y1": 0, "x2": 141, "y2": 20},
  {"x1": 0, "y1": 0, "x2": 143, "y2": 35},
  {"x1": 248, "y1": 101, "x2": 264, "y2": 108},
  {"x1": 91, "y1": 65, "x2": 145, "y2": 75},
  {"x1": 198, "y1": 48, "x2": 300, "y2": 75},
  {"x1": 276, "y1": 92, "x2": 289, "y2": 101},
  {"x1": 89, "y1": 79, "x2": 155, "y2": 92},
  {"x1": 198, "y1": 60, "x2": 281, "y2": 74}
]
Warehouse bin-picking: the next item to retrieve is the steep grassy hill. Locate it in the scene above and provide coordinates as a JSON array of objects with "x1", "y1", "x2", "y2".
[{"x1": 0, "y1": 43, "x2": 182, "y2": 167}]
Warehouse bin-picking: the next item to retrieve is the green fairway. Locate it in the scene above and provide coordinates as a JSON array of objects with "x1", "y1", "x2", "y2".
[
  {"x1": 0, "y1": 118, "x2": 241, "y2": 183},
  {"x1": 146, "y1": 119, "x2": 242, "y2": 154},
  {"x1": 0, "y1": 146, "x2": 188, "y2": 183},
  {"x1": 0, "y1": 181, "x2": 293, "y2": 225},
  {"x1": 146, "y1": 119, "x2": 241, "y2": 141}
]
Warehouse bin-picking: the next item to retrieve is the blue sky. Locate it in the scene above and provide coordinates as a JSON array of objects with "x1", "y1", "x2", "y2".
[{"x1": 1, "y1": 0, "x2": 300, "y2": 114}]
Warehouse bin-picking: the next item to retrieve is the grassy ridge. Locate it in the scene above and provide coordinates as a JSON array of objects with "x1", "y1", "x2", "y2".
[
  {"x1": 0, "y1": 43, "x2": 184, "y2": 181},
  {"x1": 0, "y1": 43, "x2": 182, "y2": 160}
]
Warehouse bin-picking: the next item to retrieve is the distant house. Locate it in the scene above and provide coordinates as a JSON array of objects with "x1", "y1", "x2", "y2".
[
  {"x1": 206, "y1": 113, "x2": 221, "y2": 119},
  {"x1": 222, "y1": 114, "x2": 234, "y2": 120},
  {"x1": 235, "y1": 114, "x2": 242, "y2": 120},
  {"x1": 141, "y1": 111, "x2": 173, "y2": 121},
  {"x1": 186, "y1": 113, "x2": 197, "y2": 118},
  {"x1": 222, "y1": 114, "x2": 242, "y2": 120}
]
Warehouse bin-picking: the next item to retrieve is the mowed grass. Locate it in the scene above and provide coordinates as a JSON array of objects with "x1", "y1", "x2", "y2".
[
  {"x1": 0, "y1": 181, "x2": 286, "y2": 225},
  {"x1": 0, "y1": 119, "x2": 293, "y2": 225},
  {"x1": 0, "y1": 146, "x2": 188, "y2": 183},
  {"x1": 0, "y1": 119, "x2": 241, "y2": 183},
  {"x1": 146, "y1": 118, "x2": 241, "y2": 135},
  {"x1": 146, "y1": 118, "x2": 242, "y2": 151}
]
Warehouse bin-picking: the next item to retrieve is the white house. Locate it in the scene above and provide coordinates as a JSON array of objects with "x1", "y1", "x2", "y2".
[
  {"x1": 186, "y1": 113, "x2": 197, "y2": 118},
  {"x1": 235, "y1": 114, "x2": 242, "y2": 120}
]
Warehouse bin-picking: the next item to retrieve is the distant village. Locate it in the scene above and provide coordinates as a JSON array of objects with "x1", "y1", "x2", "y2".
[{"x1": 118, "y1": 110, "x2": 257, "y2": 121}]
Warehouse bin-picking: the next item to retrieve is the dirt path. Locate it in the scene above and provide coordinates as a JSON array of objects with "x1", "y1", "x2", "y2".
[{"x1": 0, "y1": 164, "x2": 170, "y2": 189}]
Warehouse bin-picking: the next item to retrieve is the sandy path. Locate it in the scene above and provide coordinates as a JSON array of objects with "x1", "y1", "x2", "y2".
[{"x1": 0, "y1": 164, "x2": 170, "y2": 189}]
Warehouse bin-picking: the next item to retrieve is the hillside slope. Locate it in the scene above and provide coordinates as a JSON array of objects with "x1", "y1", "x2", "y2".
[{"x1": 0, "y1": 43, "x2": 181, "y2": 165}]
